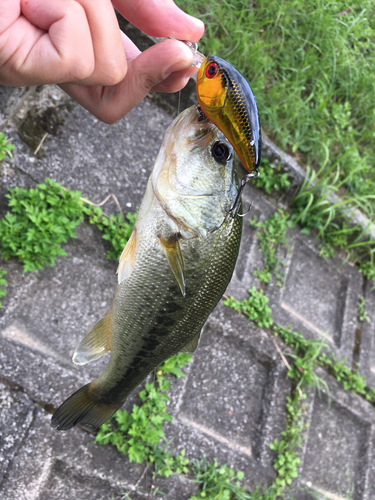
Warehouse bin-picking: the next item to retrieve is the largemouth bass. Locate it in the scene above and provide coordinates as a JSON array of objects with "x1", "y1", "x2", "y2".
[
  {"x1": 197, "y1": 55, "x2": 261, "y2": 173},
  {"x1": 51, "y1": 105, "x2": 242, "y2": 432}
]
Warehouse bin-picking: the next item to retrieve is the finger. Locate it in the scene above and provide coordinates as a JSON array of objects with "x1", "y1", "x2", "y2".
[
  {"x1": 60, "y1": 39, "x2": 194, "y2": 123},
  {"x1": 0, "y1": 1, "x2": 20, "y2": 32},
  {"x1": 21, "y1": 0, "x2": 126, "y2": 86},
  {"x1": 113, "y1": 0, "x2": 204, "y2": 42},
  {"x1": 152, "y1": 66, "x2": 197, "y2": 93},
  {"x1": 0, "y1": 0, "x2": 95, "y2": 85}
]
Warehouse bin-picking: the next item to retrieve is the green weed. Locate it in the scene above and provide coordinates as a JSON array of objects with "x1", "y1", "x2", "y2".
[
  {"x1": 358, "y1": 297, "x2": 370, "y2": 323},
  {"x1": 223, "y1": 287, "x2": 273, "y2": 328},
  {"x1": 290, "y1": 164, "x2": 375, "y2": 252},
  {"x1": 0, "y1": 179, "x2": 84, "y2": 272},
  {"x1": 358, "y1": 260, "x2": 375, "y2": 282},
  {"x1": 224, "y1": 297, "x2": 375, "y2": 494},
  {"x1": 0, "y1": 269, "x2": 7, "y2": 307},
  {"x1": 83, "y1": 205, "x2": 137, "y2": 260},
  {"x1": 189, "y1": 459, "x2": 273, "y2": 500},
  {"x1": 180, "y1": 0, "x2": 375, "y2": 202},
  {"x1": 272, "y1": 324, "x2": 375, "y2": 403},
  {"x1": 251, "y1": 209, "x2": 290, "y2": 286},
  {"x1": 0, "y1": 179, "x2": 136, "y2": 274},
  {"x1": 96, "y1": 353, "x2": 192, "y2": 477},
  {"x1": 269, "y1": 391, "x2": 304, "y2": 495},
  {"x1": 252, "y1": 158, "x2": 291, "y2": 195},
  {"x1": 0, "y1": 133, "x2": 15, "y2": 161}
]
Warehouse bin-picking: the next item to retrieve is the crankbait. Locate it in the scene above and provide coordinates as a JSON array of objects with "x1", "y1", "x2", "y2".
[{"x1": 196, "y1": 55, "x2": 261, "y2": 175}]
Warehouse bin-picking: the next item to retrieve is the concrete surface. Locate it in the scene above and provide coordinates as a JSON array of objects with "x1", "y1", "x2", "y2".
[{"x1": 1, "y1": 31, "x2": 375, "y2": 500}]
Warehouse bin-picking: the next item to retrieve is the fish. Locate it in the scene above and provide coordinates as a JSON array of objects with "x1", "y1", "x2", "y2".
[
  {"x1": 196, "y1": 55, "x2": 261, "y2": 174},
  {"x1": 51, "y1": 105, "x2": 243, "y2": 432}
]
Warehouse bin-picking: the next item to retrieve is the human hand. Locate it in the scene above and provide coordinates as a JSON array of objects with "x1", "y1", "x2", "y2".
[{"x1": 0, "y1": 0, "x2": 204, "y2": 122}]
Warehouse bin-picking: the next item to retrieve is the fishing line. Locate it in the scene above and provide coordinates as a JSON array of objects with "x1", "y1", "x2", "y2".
[{"x1": 177, "y1": 90, "x2": 181, "y2": 117}]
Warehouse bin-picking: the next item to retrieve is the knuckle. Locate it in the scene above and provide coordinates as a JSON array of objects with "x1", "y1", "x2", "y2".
[
  {"x1": 95, "y1": 107, "x2": 121, "y2": 125},
  {"x1": 100, "y1": 64, "x2": 127, "y2": 87},
  {"x1": 69, "y1": 57, "x2": 95, "y2": 81},
  {"x1": 138, "y1": 72, "x2": 163, "y2": 94}
]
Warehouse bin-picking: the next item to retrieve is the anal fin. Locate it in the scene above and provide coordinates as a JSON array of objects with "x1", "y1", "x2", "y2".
[
  {"x1": 73, "y1": 309, "x2": 112, "y2": 365},
  {"x1": 158, "y1": 234, "x2": 186, "y2": 297},
  {"x1": 181, "y1": 332, "x2": 201, "y2": 353}
]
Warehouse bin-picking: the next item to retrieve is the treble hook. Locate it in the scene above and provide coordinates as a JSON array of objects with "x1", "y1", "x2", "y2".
[{"x1": 229, "y1": 169, "x2": 260, "y2": 218}]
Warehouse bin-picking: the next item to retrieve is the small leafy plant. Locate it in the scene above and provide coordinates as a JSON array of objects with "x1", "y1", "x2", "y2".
[
  {"x1": 358, "y1": 297, "x2": 370, "y2": 323},
  {"x1": 269, "y1": 393, "x2": 304, "y2": 495},
  {"x1": 96, "y1": 353, "x2": 192, "y2": 477},
  {"x1": 223, "y1": 287, "x2": 273, "y2": 328},
  {"x1": 189, "y1": 459, "x2": 251, "y2": 500},
  {"x1": 252, "y1": 158, "x2": 291, "y2": 195},
  {"x1": 0, "y1": 179, "x2": 84, "y2": 272},
  {"x1": 0, "y1": 179, "x2": 136, "y2": 274},
  {"x1": 0, "y1": 133, "x2": 15, "y2": 161},
  {"x1": 83, "y1": 205, "x2": 137, "y2": 260},
  {"x1": 251, "y1": 209, "x2": 290, "y2": 286},
  {"x1": 357, "y1": 260, "x2": 375, "y2": 282},
  {"x1": 0, "y1": 269, "x2": 7, "y2": 307}
]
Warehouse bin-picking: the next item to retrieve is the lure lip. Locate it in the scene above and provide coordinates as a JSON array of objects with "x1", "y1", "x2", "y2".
[{"x1": 197, "y1": 55, "x2": 262, "y2": 172}]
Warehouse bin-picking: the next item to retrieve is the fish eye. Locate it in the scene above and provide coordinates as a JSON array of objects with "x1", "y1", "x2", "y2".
[
  {"x1": 212, "y1": 142, "x2": 231, "y2": 163},
  {"x1": 205, "y1": 62, "x2": 219, "y2": 79}
]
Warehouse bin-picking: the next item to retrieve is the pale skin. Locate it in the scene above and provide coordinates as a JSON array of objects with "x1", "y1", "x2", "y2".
[{"x1": 0, "y1": 0, "x2": 204, "y2": 123}]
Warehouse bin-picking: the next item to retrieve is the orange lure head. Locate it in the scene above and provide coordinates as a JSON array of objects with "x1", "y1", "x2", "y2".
[{"x1": 197, "y1": 55, "x2": 261, "y2": 173}]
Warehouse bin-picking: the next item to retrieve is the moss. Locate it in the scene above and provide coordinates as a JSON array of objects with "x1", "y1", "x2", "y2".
[{"x1": 18, "y1": 106, "x2": 65, "y2": 155}]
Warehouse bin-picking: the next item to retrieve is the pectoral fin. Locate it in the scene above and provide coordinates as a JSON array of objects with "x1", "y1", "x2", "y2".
[
  {"x1": 158, "y1": 234, "x2": 186, "y2": 297},
  {"x1": 117, "y1": 228, "x2": 137, "y2": 284},
  {"x1": 181, "y1": 332, "x2": 201, "y2": 353},
  {"x1": 73, "y1": 310, "x2": 112, "y2": 365}
]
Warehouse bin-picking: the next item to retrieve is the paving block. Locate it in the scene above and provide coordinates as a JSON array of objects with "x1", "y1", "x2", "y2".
[
  {"x1": 0, "y1": 400, "x2": 199, "y2": 500},
  {"x1": 358, "y1": 280, "x2": 375, "y2": 387},
  {"x1": 0, "y1": 220, "x2": 122, "y2": 407},
  {"x1": 163, "y1": 303, "x2": 293, "y2": 487},
  {"x1": 0, "y1": 382, "x2": 35, "y2": 484},
  {"x1": 267, "y1": 231, "x2": 362, "y2": 365},
  {"x1": 0, "y1": 86, "x2": 36, "y2": 127},
  {"x1": 3, "y1": 84, "x2": 173, "y2": 214},
  {"x1": 226, "y1": 182, "x2": 278, "y2": 300},
  {"x1": 0, "y1": 406, "x2": 143, "y2": 500},
  {"x1": 291, "y1": 368, "x2": 375, "y2": 500}
]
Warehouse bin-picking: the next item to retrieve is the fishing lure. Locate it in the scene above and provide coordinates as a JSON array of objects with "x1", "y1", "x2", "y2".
[{"x1": 196, "y1": 55, "x2": 261, "y2": 175}]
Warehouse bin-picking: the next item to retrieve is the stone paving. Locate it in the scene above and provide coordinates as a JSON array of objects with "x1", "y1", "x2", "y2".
[{"x1": 1, "y1": 36, "x2": 375, "y2": 500}]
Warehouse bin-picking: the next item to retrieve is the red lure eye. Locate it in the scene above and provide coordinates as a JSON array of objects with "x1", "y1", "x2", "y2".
[{"x1": 205, "y1": 62, "x2": 219, "y2": 79}]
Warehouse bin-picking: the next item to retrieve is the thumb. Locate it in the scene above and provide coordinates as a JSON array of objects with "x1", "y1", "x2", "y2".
[{"x1": 126, "y1": 39, "x2": 195, "y2": 97}]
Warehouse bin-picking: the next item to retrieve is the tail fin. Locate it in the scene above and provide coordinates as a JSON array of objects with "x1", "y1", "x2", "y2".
[{"x1": 51, "y1": 384, "x2": 119, "y2": 432}]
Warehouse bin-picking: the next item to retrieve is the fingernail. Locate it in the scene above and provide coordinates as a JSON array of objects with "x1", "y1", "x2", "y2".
[{"x1": 164, "y1": 43, "x2": 194, "y2": 77}]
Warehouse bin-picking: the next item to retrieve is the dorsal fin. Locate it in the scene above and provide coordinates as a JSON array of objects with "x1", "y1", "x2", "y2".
[
  {"x1": 158, "y1": 234, "x2": 186, "y2": 297},
  {"x1": 73, "y1": 310, "x2": 112, "y2": 365},
  {"x1": 181, "y1": 332, "x2": 201, "y2": 353},
  {"x1": 117, "y1": 228, "x2": 137, "y2": 284}
]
